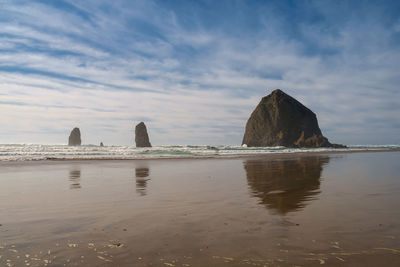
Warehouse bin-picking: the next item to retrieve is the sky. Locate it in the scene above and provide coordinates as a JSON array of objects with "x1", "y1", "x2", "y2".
[{"x1": 0, "y1": 0, "x2": 399, "y2": 145}]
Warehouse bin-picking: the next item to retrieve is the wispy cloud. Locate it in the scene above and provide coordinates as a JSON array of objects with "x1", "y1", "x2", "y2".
[{"x1": 0, "y1": 0, "x2": 399, "y2": 145}]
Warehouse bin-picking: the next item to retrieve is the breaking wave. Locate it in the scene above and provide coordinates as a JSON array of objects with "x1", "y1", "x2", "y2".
[{"x1": 0, "y1": 144, "x2": 399, "y2": 161}]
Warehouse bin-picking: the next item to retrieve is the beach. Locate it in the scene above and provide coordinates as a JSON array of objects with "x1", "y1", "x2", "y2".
[{"x1": 1, "y1": 150, "x2": 400, "y2": 266}]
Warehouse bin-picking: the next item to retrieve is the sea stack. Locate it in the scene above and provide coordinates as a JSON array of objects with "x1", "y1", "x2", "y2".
[
  {"x1": 135, "y1": 122, "x2": 152, "y2": 147},
  {"x1": 242, "y1": 89, "x2": 345, "y2": 148},
  {"x1": 68, "y1": 127, "x2": 81, "y2": 146},
  {"x1": 100, "y1": 142, "x2": 104, "y2": 147}
]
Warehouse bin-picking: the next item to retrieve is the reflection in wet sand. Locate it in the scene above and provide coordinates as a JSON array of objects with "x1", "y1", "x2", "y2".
[
  {"x1": 1, "y1": 153, "x2": 400, "y2": 266},
  {"x1": 69, "y1": 169, "x2": 81, "y2": 189},
  {"x1": 135, "y1": 167, "x2": 150, "y2": 196},
  {"x1": 244, "y1": 156, "x2": 330, "y2": 214}
]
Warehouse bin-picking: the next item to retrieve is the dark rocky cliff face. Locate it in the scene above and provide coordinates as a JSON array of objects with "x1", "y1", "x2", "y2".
[
  {"x1": 242, "y1": 89, "x2": 345, "y2": 148},
  {"x1": 68, "y1": 127, "x2": 81, "y2": 146},
  {"x1": 135, "y1": 122, "x2": 152, "y2": 147}
]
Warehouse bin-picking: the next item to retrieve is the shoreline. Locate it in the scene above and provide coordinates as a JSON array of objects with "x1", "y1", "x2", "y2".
[{"x1": 1, "y1": 148, "x2": 399, "y2": 166}]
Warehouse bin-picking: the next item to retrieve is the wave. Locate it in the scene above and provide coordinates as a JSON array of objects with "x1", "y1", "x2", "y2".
[{"x1": 0, "y1": 144, "x2": 399, "y2": 162}]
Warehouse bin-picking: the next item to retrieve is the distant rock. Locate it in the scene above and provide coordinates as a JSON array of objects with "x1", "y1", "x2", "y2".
[
  {"x1": 242, "y1": 89, "x2": 345, "y2": 148},
  {"x1": 68, "y1": 127, "x2": 81, "y2": 146},
  {"x1": 100, "y1": 142, "x2": 104, "y2": 147},
  {"x1": 135, "y1": 122, "x2": 152, "y2": 147}
]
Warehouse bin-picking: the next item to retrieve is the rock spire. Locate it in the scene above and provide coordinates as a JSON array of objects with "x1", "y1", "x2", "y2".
[
  {"x1": 68, "y1": 127, "x2": 81, "y2": 146},
  {"x1": 135, "y1": 122, "x2": 152, "y2": 147}
]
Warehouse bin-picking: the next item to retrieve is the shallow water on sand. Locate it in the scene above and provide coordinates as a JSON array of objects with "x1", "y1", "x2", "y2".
[{"x1": 0, "y1": 152, "x2": 399, "y2": 266}]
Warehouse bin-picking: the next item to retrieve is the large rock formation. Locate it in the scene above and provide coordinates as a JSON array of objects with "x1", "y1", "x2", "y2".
[
  {"x1": 242, "y1": 89, "x2": 345, "y2": 148},
  {"x1": 135, "y1": 122, "x2": 152, "y2": 147},
  {"x1": 68, "y1": 127, "x2": 81, "y2": 146}
]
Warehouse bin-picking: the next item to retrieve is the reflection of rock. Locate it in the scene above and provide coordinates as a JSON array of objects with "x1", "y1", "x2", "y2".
[
  {"x1": 244, "y1": 156, "x2": 329, "y2": 214},
  {"x1": 69, "y1": 169, "x2": 81, "y2": 189},
  {"x1": 136, "y1": 168, "x2": 149, "y2": 177},
  {"x1": 68, "y1": 127, "x2": 81, "y2": 146},
  {"x1": 135, "y1": 167, "x2": 150, "y2": 196},
  {"x1": 135, "y1": 122, "x2": 152, "y2": 147}
]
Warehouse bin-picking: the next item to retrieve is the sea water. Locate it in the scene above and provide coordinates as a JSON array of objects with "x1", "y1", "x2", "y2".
[{"x1": 0, "y1": 143, "x2": 399, "y2": 161}]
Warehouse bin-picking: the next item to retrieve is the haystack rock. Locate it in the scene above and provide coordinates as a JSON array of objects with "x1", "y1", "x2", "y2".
[
  {"x1": 68, "y1": 127, "x2": 81, "y2": 146},
  {"x1": 135, "y1": 122, "x2": 152, "y2": 147},
  {"x1": 242, "y1": 89, "x2": 345, "y2": 148}
]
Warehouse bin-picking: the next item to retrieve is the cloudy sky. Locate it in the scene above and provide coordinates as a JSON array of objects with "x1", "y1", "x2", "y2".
[{"x1": 1, "y1": 0, "x2": 399, "y2": 145}]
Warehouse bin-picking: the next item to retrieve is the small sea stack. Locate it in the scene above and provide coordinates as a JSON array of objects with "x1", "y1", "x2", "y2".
[
  {"x1": 242, "y1": 89, "x2": 345, "y2": 148},
  {"x1": 68, "y1": 127, "x2": 81, "y2": 146},
  {"x1": 100, "y1": 142, "x2": 104, "y2": 147},
  {"x1": 135, "y1": 122, "x2": 152, "y2": 147}
]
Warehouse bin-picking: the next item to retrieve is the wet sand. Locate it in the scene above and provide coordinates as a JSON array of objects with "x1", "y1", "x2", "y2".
[{"x1": 1, "y1": 151, "x2": 400, "y2": 266}]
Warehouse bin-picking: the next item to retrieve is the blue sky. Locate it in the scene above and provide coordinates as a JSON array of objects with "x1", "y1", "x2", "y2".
[{"x1": 0, "y1": 0, "x2": 399, "y2": 145}]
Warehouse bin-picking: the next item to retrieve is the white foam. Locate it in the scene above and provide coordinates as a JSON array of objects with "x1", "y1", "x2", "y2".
[{"x1": 0, "y1": 144, "x2": 398, "y2": 162}]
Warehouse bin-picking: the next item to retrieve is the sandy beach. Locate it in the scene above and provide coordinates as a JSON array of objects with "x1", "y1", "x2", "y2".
[
  {"x1": 2, "y1": 0, "x2": 400, "y2": 266},
  {"x1": 1, "y1": 150, "x2": 400, "y2": 266}
]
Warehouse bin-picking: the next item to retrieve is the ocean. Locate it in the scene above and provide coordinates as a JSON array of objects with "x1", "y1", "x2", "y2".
[{"x1": 0, "y1": 143, "x2": 399, "y2": 161}]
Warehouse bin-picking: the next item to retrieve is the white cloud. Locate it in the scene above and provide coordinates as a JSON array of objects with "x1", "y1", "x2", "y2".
[{"x1": 0, "y1": 0, "x2": 399, "y2": 145}]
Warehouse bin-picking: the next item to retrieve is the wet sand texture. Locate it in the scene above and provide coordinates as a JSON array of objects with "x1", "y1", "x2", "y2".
[{"x1": 0, "y1": 151, "x2": 399, "y2": 266}]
